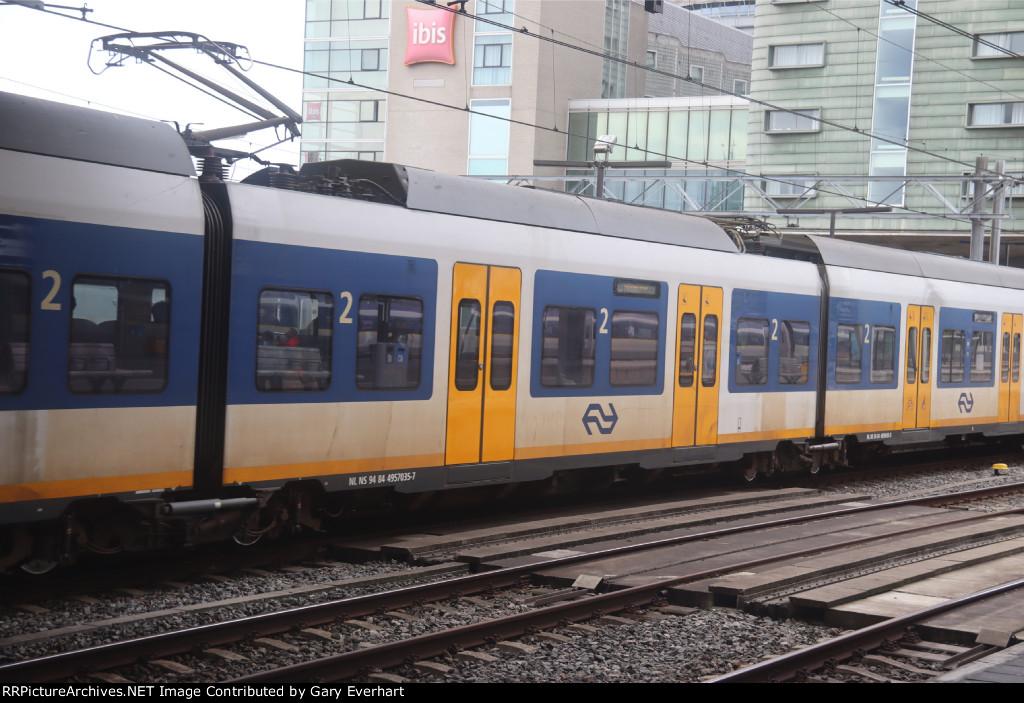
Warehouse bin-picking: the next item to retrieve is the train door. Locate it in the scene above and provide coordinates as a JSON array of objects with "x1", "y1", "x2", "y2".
[
  {"x1": 445, "y1": 263, "x2": 521, "y2": 465},
  {"x1": 998, "y1": 313, "x2": 1022, "y2": 423},
  {"x1": 902, "y1": 305, "x2": 934, "y2": 429},
  {"x1": 672, "y1": 284, "x2": 722, "y2": 447}
]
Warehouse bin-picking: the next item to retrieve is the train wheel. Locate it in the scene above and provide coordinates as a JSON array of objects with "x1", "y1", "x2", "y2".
[{"x1": 19, "y1": 558, "x2": 59, "y2": 575}]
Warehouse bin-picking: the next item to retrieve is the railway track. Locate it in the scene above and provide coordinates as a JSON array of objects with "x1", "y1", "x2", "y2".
[
  {"x1": 709, "y1": 577, "x2": 1024, "y2": 683},
  {"x1": 5, "y1": 474, "x2": 1024, "y2": 683}
]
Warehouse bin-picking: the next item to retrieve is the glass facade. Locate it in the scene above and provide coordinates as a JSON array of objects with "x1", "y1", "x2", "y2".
[
  {"x1": 567, "y1": 100, "x2": 748, "y2": 211},
  {"x1": 867, "y1": 0, "x2": 917, "y2": 205},
  {"x1": 602, "y1": 0, "x2": 630, "y2": 98},
  {"x1": 302, "y1": 0, "x2": 390, "y2": 164}
]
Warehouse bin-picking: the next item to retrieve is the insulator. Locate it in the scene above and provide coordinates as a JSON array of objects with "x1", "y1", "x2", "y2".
[
  {"x1": 269, "y1": 171, "x2": 297, "y2": 190},
  {"x1": 199, "y1": 156, "x2": 227, "y2": 182}
]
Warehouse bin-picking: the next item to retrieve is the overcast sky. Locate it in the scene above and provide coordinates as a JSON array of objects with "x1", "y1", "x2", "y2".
[{"x1": 0, "y1": 1, "x2": 306, "y2": 175}]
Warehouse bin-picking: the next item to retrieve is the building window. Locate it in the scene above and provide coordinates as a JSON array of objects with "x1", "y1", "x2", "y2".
[
  {"x1": 473, "y1": 0, "x2": 513, "y2": 86},
  {"x1": 468, "y1": 99, "x2": 511, "y2": 175},
  {"x1": 974, "y1": 31, "x2": 1024, "y2": 57},
  {"x1": 763, "y1": 176, "x2": 817, "y2": 198},
  {"x1": 769, "y1": 43, "x2": 824, "y2": 68},
  {"x1": 646, "y1": 50, "x2": 656, "y2": 68},
  {"x1": 961, "y1": 170, "x2": 1024, "y2": 200},
  {"x1": 765, "y1": 109, "x2": 820, "y2": 133},
  {"x1": 968, "y1": 102, "x2": 1024, "y2": 127},
  {"x1": 689, "y1": 65, "x2": 704, "y2": 83},
  {"x1": 361, "y1": 48, "x2": 381, "y2": 71},
  {"x1": 359, "y1": 100, "x2": 380, "y2": 122},
  {"x1": 733, "y1": 79, "x2": 748, "y2": 95},
  {"x1": 478, "y1": 0, "x2": 514, "y2": 23}
]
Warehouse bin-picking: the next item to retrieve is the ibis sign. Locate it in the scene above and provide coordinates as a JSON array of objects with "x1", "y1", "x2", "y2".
[{"x1": 405, "y1": 7, "x2": 456, "y2": 66}]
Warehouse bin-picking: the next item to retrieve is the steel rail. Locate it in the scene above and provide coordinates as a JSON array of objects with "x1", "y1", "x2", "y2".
[
  {"x1": 707, "y1": 576, "x2": 1024, "y2": 683},
  {"x1": 3, "y1": 481, "x2": 1024, "y2": 683}
]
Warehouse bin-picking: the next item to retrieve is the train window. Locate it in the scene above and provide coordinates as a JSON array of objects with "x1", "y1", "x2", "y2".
[
  {"x1": 941, "y1": 329, "x2": 965, "y2": 383},
  {"x1": 0, "y1": 269, "x2": 30, "y2": 395},
  {"x1": 921, "y1": 328, "x2": 932, "y2": 384},
  {"x1": 454, "y1": 299, "x2": 481, "y2": 391},
  {"x1": 970, "y1": 330, "x2": 994, "y2": 383},
  {"x1": 778, "y1": 320, "x2": 810, "y2": 385},
  {"x1": 678, "y1": 312, "x2": 697, "y2": 388},
  {"x1": 609, "y1": 310, "x2": 659, "y2": 387},
  {"x1": 735, "y1": 317, "x2": 769, "y2": 386},
  {"x1": 907, "y1": 327, "x2": 918, "y2": 385},
  {"x1": 356, "y1": 294, "x2": 424, "y2": 391},
  {"x1": 835, "y1": 323, "x2": 861, "y2": 384},
  {"x1": 701, "y1": 315, "x2": 718, "y2": 388},
  {"x1": 256, "y1": 289, "x2": 332, "y2": 392},
  {"x1": 490, "y1": 301, "x2": 515, "y2": 391},
  {"x1": 1014, "y1": 333, "x2": 1021, "y2": 383},
  {"x1": 870, "y1": 326, "x2": 896, "y2": 384},
  {"x1": 68, "y1": 276, "x2": 169, "y2": 394},
  {"x1": 540, "y1": 306, "x2": 596, "y2": 388},
  {"x1": 1002, "y1": 332, "x2": 1011, "y2": 383}
]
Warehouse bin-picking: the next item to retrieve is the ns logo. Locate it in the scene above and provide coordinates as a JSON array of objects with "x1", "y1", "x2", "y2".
[{"x1": 957, "y1": 392, "x2": 974, "y2": 413}]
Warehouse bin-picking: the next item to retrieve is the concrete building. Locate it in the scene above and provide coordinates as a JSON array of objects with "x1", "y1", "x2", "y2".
[
  {"x1": 745, "y1": 0, "x2": 1024, "y2": 257},
  {"x1": 300, "y1": 0, "x2": 751, "y2": 181},
  {"x1": 673, "y1": 1, "x2": 755, "y2": 34},
  {"x1": 300, "y1": 0, "x2": 649, "y2": 176},
  {"x1": 646, "y1": 2, "x2": 753, "y2": 97}
]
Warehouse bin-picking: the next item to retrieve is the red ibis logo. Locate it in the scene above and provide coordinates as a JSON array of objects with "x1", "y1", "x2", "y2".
[{"x1": 405, "y1": 7, "x2": 455, "y2": 66}]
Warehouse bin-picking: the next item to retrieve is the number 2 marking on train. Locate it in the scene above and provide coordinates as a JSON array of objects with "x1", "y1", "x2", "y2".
[
  {"x1": 599, "y1": 308, "x2": 609, "y2": 334},
  {"x1": 338, "y1": 291, "x2": 353, "y2": 323},
  {"x1": 40, "y1": 270, "x2": 61, "y2": 311}
]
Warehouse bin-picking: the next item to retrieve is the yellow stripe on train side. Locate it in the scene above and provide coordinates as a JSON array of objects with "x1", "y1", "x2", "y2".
[
  {"x1": 716, "y1": 427, "x2": 816, "y2": 443},
  {"x1": 515, "y1": 437, "x2": 670, "y2": 461},
  {"x1": 0, "y1": 471, "x2": 194, "y2": 503},
  {"x1": 927, "y1": 415, "x2": 1000, "y2": 429}
]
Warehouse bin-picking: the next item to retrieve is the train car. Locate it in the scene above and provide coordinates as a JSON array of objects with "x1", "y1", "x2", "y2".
[{"x1": 2, "y1": 91, "x2": 1024, "y2": 572}]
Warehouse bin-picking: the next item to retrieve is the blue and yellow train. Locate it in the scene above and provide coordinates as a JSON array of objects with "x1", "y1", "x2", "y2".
[{"x1": 2, "y1": 91, "x2": 1022, "y2": 571}]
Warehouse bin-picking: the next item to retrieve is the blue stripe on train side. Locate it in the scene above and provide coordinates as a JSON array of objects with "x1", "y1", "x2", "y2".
[
  {"x1": 825, "y1": 296, "x2": 901, "y2": 391},
  {"x1": 530, "y1": 269, "x2": 667, "y2": 398},
  {"x1": 936, "y1": 306, "x2": 998, "y2": 389},
  {"x1": 727, "y1": 288, "x2": 820, "y2": 394},
  {"x1": 226, "y1": 239, "x2": 437, "y2": 405},
  {"x1": 0, "y1": 214, "x2": 202, "y2": 410}
]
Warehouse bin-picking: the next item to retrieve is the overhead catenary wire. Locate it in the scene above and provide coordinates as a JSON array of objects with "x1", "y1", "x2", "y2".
[
  {"x1": 414, "y1": 0, "x2": 1015, "y2": 181},
  {"x1": 2, "y1": 0, "x2": 1016, "y2": 227}
]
